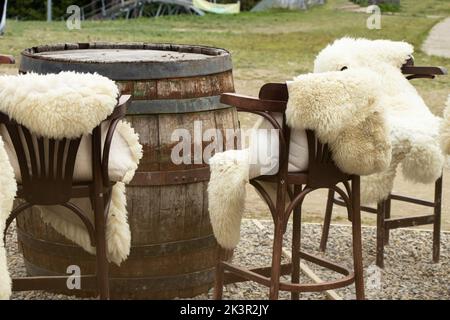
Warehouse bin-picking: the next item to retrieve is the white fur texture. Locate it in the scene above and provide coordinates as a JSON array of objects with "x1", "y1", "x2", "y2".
[
  {"x1": 208, "y1": 37, "x2": 447, "y2": 250},
  {"x1": 0, "y1": 136, "x2": 17, "y2": 300},
  {"x1": 208, "y1": 150, "x2": 249, "y2": 249},
  {"x1": 0, "y1": 72, "x2": 142, "y2": 297},
  {"x1": 314, "y1": 38, "x2": 445, "y2": 203},
  {"x1": 287, "y1": 69, "x2": 391, "y2": 176},
  {"x1": 0, "y1": 72, "x2": 119, "y2": 139},
  {"x1": 441, "y1": 95, "x2": 450, "y2": 154}
]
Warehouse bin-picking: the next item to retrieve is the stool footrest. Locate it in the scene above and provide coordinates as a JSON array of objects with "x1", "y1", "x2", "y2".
[
  {"x1": 221, "y1": 250, "x2": 354, "y2": 293},
  {"x1": 385, "y1": 215, "x2": 435, "y2": 230}
]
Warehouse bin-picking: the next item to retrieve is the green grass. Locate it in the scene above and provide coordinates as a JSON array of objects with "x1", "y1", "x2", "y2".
[{"x1": 0, "y1": 0, "x2": 449, "y2": 112}]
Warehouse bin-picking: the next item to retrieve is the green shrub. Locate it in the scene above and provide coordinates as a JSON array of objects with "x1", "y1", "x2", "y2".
[
  {"x1": 351, "y1": 0, "x2": 401, "y2": 12},
  {"x1": 220, "y1": 0, "x2": 261, "y2": 11}
]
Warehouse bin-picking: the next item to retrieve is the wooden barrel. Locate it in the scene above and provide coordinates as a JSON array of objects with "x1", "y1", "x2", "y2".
[{"x1": 18, "y1": 43, "x2": 237, "y2": 299}]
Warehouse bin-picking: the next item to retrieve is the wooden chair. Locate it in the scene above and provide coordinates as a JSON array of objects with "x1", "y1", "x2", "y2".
[
  {"x1": 215, "y1": 83, "x2": 365, "y2": 300},
  {"x1": 0, "y1": 54, "x2": 131, "y2": 299},
  {"x1": 319, "y1": 61, "x2": 448, "y2": 268}
]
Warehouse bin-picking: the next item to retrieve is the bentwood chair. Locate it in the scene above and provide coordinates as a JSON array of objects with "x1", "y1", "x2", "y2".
[
  {"x1": 215, "y1": 83, "x2": 365, "y2": 300},
  {"x1": 320, "y1": 59, "x2": 448, "y2": 268},
  {"x1": 0, "y1": 54, "x2": 131, "y2": 299}
]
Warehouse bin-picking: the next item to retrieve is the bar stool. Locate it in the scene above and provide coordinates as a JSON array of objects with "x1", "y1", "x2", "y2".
[
  {"x1": 319, "y1": 62, "x2": 447, "y2": 268},
  {"x1": 0, "y1": 55, "x2": 130, "y2": 299},
  {"x1": 214, "y1": 83, "x2": 365, "y2": 300}
]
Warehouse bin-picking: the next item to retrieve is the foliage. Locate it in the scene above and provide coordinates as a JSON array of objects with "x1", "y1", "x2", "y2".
[
  {"x1": 7, "y1": 0, "x2": 94, "y2": 20},
  {"x1": 221, "y1": 0, "x2": 261, "y2": 11},
  {"x1": 351, "y1": 0, "x2": 400, "y2": 12}
]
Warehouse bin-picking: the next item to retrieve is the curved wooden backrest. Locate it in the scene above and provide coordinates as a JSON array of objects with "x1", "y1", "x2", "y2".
[
  {"x1": 0, "y1": 113, "x2": 82, "y2": 205},
  {"x1": 0, "y1": 95, "x2": 131, "y2": 205}
]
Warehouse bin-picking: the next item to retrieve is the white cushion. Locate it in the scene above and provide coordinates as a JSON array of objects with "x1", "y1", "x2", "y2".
[{"x1": 247, "y1": 114, "x2": 308, "y2": 179}]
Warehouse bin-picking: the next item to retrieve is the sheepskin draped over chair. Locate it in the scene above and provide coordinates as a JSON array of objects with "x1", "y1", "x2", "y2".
[
  {"x1": 314, "y1": 38, "x2": 446, "y2": 205},
  {"x1": 0, "y1": 71, "x2": 142, "y2": 299},
  {"x1": 209, "y1": 68, "x2": 391, "y2": 250},
  {"x1": 316, "y1": 38, "x2": 447, "y2": 268},
  {"x1": 208, "y1": 37, "x2": 448, "y2": 252}
]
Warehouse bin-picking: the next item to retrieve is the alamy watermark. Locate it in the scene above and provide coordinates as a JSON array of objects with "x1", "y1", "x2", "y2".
[
  {"x1": 66, "y1": 265, "x2": 81, "y2": 290},
  {"x1": 366, "y1": 264, "x2": 382, "y2": 290},
  {"x1": 366, "y1": 5, "x2": 382, "y2": 30},
  {"x1": 170, "y1": 120, "x2": 281, "y2": 174},
  {"x1": 66, "y1": 5, "x2": 81, "y2": 30}
]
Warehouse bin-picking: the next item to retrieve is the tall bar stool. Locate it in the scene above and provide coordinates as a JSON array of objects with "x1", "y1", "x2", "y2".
[
  {"x1": 320, "y1": 61, "x2": 447, "y2": 268},
  {"x1": 1, "y1": 96, "x2": 130, "y2": 300},
  {"x1": 214, "y1": 83, "x2": 365, "y2": 300},
  {"x1": 0, "y1": 54, "x2": 131, "y2": 299}
]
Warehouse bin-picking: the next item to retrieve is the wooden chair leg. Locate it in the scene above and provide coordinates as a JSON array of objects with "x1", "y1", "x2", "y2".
[
  {"x1": 291, "y1": 186, "x2": 302, "y2": 300},
  {"x1": 351, "y1": 176, "x2": 365, "y2": 300},
  {"x1": 320, "y1": 189, "x2": 335, "y2": 252},
  {"x1": 93, "y1": 196, "x2": 110, "y2": 300},
  {"x1": 213, "y1": 248, "x2": 226, "y2": 300},
  {"x1": 433, "y1": 176, "x2": 442, "y2": 263},
  {"x1": 269, "y1": 221, "x2": 284, "y2": 300},
  {"x1": 376, "y1": 201, "x2": 385, "y2": 268},
  {"x1": 384, "y1": 198, "x2": 391, "y2": 245}
]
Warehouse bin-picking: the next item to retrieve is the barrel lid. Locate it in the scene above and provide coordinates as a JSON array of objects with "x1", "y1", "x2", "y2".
[{"x1": 20, "y1": 43, "x2": 233, "y2": 80}]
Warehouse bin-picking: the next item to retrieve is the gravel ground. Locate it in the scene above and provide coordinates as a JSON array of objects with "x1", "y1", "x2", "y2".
[{"x1": 7, "y1": 219, "x2": 450, "y2": 300}]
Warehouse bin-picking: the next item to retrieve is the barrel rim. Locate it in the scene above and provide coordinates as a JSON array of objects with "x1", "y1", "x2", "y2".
[{"x1": 20, "y1": 43, "x2": 233, "y2": 80}]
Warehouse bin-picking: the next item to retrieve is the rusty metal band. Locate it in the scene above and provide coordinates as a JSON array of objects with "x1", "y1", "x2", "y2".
[
  {"x1": 129, "y1": 167, "x2": 211, "y2": 186},
  {"x1": 126, "y1": 95, "x2": 231, "y2": 114},
  {"x1": 17, "y1": 230, "x2": 217, "y2": 258},
  {"x1": 20, "y1": 43, "x2": 232, "y2": 80}
]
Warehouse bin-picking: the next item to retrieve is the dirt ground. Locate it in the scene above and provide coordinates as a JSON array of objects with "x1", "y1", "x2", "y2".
[{"x1": 233, "y1": 74, "x2": 450, "y2": 231}]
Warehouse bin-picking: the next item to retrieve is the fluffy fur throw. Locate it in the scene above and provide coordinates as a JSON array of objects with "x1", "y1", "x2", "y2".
[
  {"x1": 287, "y1": 69, "x2": 391, "y2": 176},
  {"x1": 208, "y1": 37, "x2": 447, "y2": 250},
  {"x1": 314, "y1": 38, "x2": 446, "y2": 203},
  {"x1": 0, "y1": 72, "x2": 142, "y2": 299}
]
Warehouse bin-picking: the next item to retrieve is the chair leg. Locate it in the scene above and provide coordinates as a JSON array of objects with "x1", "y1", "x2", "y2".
[
  {"x1": 433, "y1": 176, "x2": 442, "y2": 263},
  {"x1": 93, "y1": 196, "x2": 110, "y2": 300},
  {"x1": 291, "y1": 186, "x2": 302, "y2": 300},
  {"x1": 269, "y1": 220, "x2": 284, "y2": 300},
  {"x1": 383, "y1": 198, "x2": 391, "y2": 246},
  {"x1": 213, "y1": 248, "x2": 226, "y2": 300},
  {"x1": 351, "y1": 176, "x2": 365, "y2": 300},
  {"x1": 320, "y1": 189, "x2": 335, "y2": 252},
  {"x1": 376, "y1": 201, "x2": 385, "y2": 269}
]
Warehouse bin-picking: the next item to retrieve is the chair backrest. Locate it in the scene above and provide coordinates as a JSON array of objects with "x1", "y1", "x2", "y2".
[
  {"x1": 0, "y1": 95, "x2": 130, "y2": 205},
  {"x1": 256, "y1": 61, "x2": 446, "y2": 185},
  {"x1": 0, "y1": 112, "x2": 85, "y2": 205}
]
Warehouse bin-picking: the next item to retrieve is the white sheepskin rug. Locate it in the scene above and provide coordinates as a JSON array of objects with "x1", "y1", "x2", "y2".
[
  {"x1": 208, "y1": 37, "x2": 447, "y2": 250},
  {"x1": 0, "y1": 136, "x2": 17, "y2": 300},
  {"x1": 314, "y1": 38, "x2": 446, "y2": 203},
  {"x1": 0, "y1": 72, "x2": 142, "y2": 299}
]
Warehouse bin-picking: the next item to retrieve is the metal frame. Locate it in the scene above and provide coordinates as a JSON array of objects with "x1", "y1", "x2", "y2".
[
  {"x1": 215, "y1": 83, "x2": 365, "y2": 300},
  {"x1": 320, "y1": 60, "x2": 447, "y2": 268}
]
